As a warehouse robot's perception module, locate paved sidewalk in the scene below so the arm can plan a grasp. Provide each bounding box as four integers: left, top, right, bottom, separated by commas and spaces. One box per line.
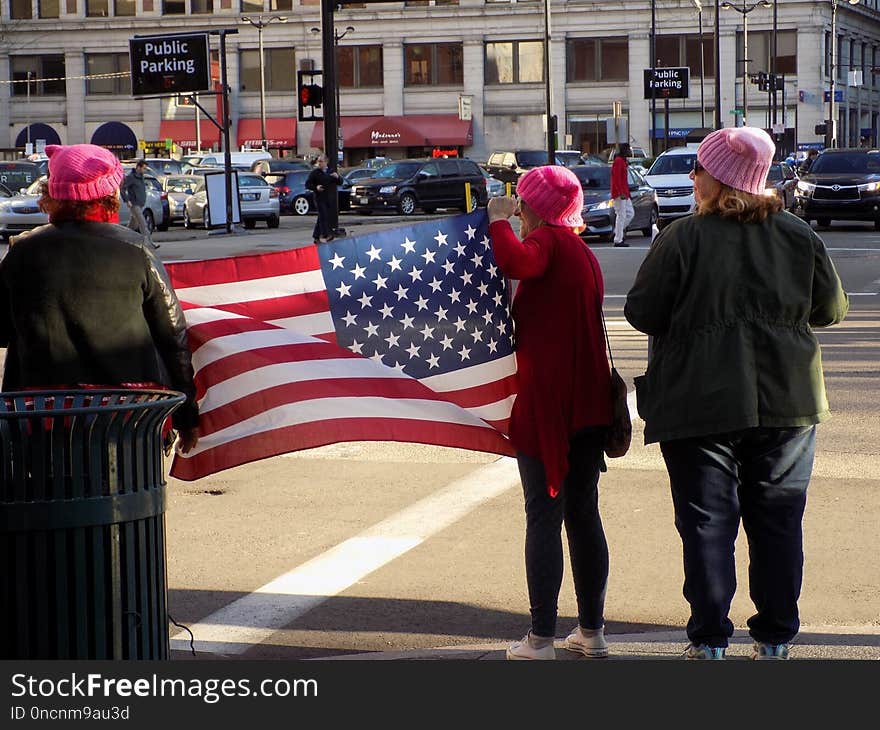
171, 625, 880, 661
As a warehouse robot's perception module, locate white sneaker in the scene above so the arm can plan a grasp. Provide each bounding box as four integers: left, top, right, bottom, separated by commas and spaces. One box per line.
563, 626, 609, 658
506, 631, 556, 660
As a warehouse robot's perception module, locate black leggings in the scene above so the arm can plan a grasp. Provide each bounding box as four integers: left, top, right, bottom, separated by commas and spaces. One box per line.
516, 428, 609, 637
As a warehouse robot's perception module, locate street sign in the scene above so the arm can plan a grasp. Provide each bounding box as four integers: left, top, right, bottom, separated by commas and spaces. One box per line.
643, 67, 690, 99
129, 33, 212, 97
823, 90, 844, 102
458, 95, 472, 121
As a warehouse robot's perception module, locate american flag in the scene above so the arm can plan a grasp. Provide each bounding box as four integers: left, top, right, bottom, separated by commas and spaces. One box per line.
165, 211, 518, 481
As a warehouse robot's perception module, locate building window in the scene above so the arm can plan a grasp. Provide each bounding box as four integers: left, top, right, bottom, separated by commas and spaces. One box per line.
162, 0, 185, 14
115, 0, 136, 15
191, 0, 213, 13
239, 48, 296, 93
338, 45, 383, 88
86, 53, 130, 95
656, 34, 715, 77
39, 0, 61, 17
270, 0, 293, 8
404, 43, 463, 86
485, 40, 543, 84
11, 55, 66, 96
86, 0, 110, 15
566, 38, 629, 82
10, 0, 32, 19
736, 30, 796, 76
241, 0, 263, 11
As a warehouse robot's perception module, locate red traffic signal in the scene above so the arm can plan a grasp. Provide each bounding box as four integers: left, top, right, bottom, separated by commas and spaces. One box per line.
299, 83, 323, 108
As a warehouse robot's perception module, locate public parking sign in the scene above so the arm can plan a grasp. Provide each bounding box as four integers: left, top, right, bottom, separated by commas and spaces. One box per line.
643, 67, 690, 99
129, 33, 211, 97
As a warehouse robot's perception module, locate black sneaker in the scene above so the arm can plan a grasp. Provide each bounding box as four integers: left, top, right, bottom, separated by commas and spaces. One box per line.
613, 242, 629, 247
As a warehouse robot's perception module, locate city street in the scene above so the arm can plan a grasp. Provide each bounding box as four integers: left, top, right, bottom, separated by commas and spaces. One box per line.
157, 214, 880, 660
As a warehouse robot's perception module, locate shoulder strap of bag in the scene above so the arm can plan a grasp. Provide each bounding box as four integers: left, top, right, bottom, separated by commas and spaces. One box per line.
582, 241, 616, 370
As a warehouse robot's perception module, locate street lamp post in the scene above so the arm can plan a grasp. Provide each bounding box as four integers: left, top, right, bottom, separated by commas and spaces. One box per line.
829, 0, 861, 148
240, 14, 288, 151
26, 71, 32, 152
693, 0, 706, 128
714, 0, 722, 129
721, 0, 771, 127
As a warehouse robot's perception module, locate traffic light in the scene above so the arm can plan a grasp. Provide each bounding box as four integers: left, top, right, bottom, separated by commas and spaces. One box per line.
297, 69, 324, 122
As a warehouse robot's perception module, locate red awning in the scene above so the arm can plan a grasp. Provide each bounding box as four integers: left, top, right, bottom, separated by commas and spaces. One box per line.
237, 118, 297, 148
158, 119, 220, 149
310, 115, 472, 149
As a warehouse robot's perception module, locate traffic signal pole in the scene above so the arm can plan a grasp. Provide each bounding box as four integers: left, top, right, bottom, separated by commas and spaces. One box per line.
320, 0, 340, 234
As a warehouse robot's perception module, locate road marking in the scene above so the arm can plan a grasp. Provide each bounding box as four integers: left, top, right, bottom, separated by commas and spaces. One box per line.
171, 456, 522, 655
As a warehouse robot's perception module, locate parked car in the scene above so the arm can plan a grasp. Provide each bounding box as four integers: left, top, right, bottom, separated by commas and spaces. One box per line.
480, 167, 506, 198
605, 145, 651, 169
361, 156, 390, 170
122, 157, 186, 181
485, 150, 550, 188
555, 150, 586, 168
794, 147, 880, 228
198, 150, 271, 170
121, 165, 170, 231
573, 164, 658, 242
162, 174, 203, 224
764, 162, 799, 210
265, 170, 315, 216
643, 145, 699, 229
0, 160, 40, 194
348, 158, 487, 215
337, 167, 378, 212
0, 175, 166, 240
183, 171, 280, 229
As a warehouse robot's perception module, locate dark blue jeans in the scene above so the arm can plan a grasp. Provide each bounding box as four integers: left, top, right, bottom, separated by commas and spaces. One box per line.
517, 427, 608, 638
660, 426, 816, 648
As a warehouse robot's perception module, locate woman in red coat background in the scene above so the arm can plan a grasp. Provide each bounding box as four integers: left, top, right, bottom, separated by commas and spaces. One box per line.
488, 165, 613, 660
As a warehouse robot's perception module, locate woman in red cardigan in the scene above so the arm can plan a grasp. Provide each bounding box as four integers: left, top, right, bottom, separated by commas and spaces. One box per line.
488, 165, 613, 660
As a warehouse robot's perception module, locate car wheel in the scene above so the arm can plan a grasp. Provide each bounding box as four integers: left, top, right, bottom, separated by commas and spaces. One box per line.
816, 218, 831, 228
267, 214, 280, 229
398, 193, 417, 216
156, 214, 169, 232
203, 207, 211, 230
243, 219, 256, 230
143, 209, 155, 233
293, 196, 310, 216
642, 207, 658, 237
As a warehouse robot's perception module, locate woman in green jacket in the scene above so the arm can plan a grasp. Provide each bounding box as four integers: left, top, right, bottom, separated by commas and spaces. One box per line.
625, 127, 848, 661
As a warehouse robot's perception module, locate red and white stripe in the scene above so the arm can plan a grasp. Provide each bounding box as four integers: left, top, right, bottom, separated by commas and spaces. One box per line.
166, 249, 517, 481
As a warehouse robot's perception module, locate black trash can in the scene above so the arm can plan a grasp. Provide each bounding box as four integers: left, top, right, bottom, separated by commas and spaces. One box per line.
0, 388, 185, 660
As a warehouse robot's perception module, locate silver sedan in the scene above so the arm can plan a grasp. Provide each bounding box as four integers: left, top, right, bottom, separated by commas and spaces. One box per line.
183, 172, 280, 230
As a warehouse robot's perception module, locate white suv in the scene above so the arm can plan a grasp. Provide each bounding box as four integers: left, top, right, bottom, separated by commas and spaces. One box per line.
643, 144, 699, 229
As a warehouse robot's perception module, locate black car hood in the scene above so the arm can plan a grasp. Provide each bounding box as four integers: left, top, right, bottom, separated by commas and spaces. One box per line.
356, 176, 406, 188
803, 172, 880, 186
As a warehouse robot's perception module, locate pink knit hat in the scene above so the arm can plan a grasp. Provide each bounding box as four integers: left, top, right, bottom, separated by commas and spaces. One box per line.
696, 127, 775, 195
516, 165, 584, 228
46, 143, 124, 201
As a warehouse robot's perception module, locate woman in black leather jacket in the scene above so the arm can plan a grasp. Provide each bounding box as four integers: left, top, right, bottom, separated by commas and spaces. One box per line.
0, 143, 199, 453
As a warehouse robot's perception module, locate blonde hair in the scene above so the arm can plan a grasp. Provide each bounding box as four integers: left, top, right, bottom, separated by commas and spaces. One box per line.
695, 183, 782, 223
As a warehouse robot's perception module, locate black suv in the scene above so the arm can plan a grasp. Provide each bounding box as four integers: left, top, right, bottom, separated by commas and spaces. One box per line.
348, 158, 487, 215
485, 150, 552, 188
794, 148, 880, 228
